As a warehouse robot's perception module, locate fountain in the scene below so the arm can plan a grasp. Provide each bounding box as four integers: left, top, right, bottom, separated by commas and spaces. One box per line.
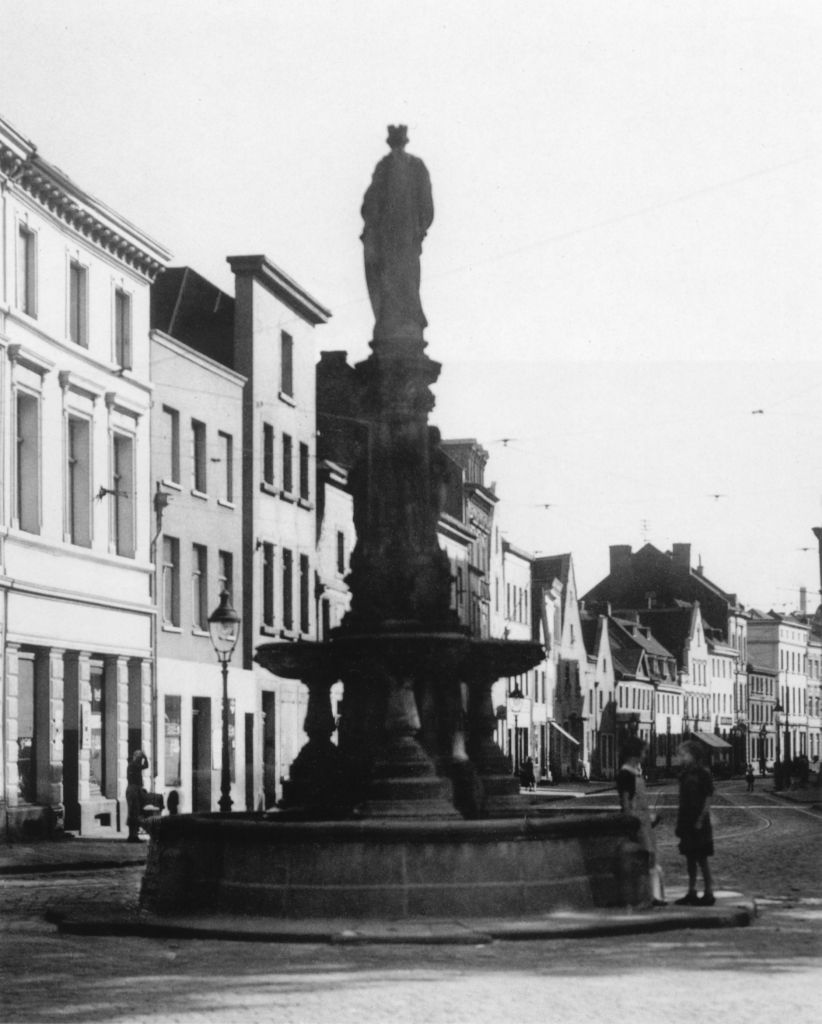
140, 127, 645, 919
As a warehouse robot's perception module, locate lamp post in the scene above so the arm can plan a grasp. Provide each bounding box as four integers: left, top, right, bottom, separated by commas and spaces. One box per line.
774, 700, 783, 791
508, 684, 525, 778
208, 590, 241, 814
759, 723, 767, 774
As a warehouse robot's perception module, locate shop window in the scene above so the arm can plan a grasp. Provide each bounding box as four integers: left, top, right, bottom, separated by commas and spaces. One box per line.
17, 654, 36, 803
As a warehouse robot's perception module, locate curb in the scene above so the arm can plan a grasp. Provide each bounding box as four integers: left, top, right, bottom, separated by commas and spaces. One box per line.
51, 899, 756, 945
0, 856, 147, 876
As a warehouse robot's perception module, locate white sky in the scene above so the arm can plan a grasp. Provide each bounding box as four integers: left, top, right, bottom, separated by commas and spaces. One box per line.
2, 0, 822, 610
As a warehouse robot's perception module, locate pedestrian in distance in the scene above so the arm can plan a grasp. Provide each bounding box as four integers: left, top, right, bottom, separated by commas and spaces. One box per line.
521, 756, 536, 791
617, 735, 665, 907
126, 749, 149, 843
745, 762, 755, 793
674, 739, 715, 906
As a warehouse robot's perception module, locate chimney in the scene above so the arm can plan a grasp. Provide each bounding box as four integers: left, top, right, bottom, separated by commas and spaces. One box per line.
672, 543, 691, 572
800, 587, 807, 615
609, 545, 632, 574
812, 527, 822, 599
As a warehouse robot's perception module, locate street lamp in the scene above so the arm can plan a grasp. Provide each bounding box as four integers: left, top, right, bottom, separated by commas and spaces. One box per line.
774, 700, 783, 790
208, 589, 241, 814
508, 684, 525, 778
758, 723, 767, 774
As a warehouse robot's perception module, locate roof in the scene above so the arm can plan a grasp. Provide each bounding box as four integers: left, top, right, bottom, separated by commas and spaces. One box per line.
151, 267, 235, 368
533, 554, 572, 589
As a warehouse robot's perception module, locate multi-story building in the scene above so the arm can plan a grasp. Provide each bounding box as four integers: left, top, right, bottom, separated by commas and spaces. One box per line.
747, 610, 811, 763
533, 553, 586, 781
747, 663, 778, 769
151, 257, 330, 808
149, 327, 255, 814
1, 114, 170, 837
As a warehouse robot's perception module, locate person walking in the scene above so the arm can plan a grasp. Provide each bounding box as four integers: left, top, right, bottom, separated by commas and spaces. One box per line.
126, 749, 149, 843
745, 762, 755, 793
617, 736, 664, 906
674, 739, 715, 905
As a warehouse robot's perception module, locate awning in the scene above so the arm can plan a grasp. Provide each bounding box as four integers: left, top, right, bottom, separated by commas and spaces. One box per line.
693, 731, 731, 750
548, 721, 580, 746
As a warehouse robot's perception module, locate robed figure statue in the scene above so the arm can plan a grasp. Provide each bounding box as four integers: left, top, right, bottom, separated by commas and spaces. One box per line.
361, 125, 434, 341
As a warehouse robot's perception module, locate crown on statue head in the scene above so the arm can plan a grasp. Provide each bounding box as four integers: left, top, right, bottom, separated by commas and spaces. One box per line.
386, 124, 409, 148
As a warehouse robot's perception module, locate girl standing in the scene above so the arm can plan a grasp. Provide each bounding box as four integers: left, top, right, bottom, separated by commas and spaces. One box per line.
675, 740, 715, 905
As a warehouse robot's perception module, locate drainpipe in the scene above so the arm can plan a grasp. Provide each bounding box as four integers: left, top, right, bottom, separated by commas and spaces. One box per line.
149, 485, 171, 792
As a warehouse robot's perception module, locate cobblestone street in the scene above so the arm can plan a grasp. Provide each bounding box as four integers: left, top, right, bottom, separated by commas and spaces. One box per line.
0, 781, 819, 1024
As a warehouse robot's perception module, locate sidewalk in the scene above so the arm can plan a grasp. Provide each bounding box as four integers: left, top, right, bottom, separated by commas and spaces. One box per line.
0, 833, 148, 875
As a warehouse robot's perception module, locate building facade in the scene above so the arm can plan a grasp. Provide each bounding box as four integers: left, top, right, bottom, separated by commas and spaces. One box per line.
1, 115, 170, 837
149, 329, 255, 814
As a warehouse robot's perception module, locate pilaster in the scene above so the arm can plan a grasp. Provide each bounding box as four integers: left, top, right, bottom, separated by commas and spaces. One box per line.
4, 643, 20, 807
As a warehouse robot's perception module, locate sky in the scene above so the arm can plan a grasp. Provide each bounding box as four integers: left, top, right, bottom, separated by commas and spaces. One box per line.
2, 0, 822, 611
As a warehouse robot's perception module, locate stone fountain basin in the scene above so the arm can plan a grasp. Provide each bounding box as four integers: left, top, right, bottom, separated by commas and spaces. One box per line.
254, 633, 545, 680
140, 811, 644, 919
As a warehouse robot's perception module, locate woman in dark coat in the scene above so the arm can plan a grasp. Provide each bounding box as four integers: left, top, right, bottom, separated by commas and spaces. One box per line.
126, 749, 149, 843
674, 740, 715, 905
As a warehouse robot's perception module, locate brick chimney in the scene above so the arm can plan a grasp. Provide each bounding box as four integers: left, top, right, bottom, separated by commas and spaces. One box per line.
609, 545, 632, 574
671, 543, 691, 572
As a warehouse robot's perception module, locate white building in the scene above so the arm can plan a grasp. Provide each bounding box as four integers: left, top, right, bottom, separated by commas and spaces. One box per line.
0, 115, 170, 836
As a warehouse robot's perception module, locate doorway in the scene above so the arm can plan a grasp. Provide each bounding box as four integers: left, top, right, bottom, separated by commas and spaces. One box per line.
262, 691, 277, 809
244, 713, 254, 811
191, 697, 212, 812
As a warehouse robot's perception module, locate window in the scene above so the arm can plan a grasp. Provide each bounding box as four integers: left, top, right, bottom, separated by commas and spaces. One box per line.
112, 433, 135, 557
67, 415, 91, 547
262, 423, 274, 486
282, 547, 293, 630
114, 288, 132, 369
218, 550, 234, 600
16, 224, 36, 317
282, 433, 293, 493
164, 696, 182, 787
162, 536, 180, 626
162, 406, 180, 484
69, 260, 88, 346
15, 390, 40, 534
299, 442, 309, 501
192, 544, 208, 630
192, 419, 207, 493
336, 530, 346, 575
280, 331, 293, 397
299, 554, 310, 634
262, 543, 275, 628
218, 431, 233, 503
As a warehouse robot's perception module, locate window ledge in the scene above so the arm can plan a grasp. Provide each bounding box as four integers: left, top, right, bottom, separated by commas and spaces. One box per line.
161, 479, 182, 492
217, 499, 236, 510
297, 497, 313, 510
162, 624, 183, 634
280, 627, 298, 640
192, 627, 210, 638
260, 625, 278, 637
190, 489, 208, 501
278, 390, 296, 407
260, 482, 278, 497
280, 490, 296, 504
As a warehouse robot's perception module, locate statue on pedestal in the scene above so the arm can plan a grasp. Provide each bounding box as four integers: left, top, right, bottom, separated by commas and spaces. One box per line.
361, 125, 434, 342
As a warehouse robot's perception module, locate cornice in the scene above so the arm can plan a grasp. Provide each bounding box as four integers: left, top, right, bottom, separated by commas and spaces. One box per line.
227, 254, 331, 326
1, 122, 171, 282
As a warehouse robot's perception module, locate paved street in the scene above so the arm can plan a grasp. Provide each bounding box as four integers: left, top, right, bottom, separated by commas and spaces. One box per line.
0, 780, 819, 1024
